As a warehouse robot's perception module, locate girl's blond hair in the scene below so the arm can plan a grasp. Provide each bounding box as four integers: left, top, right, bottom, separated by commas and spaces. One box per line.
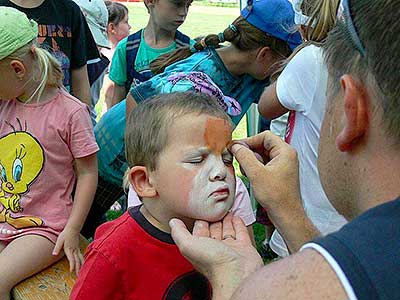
272, 0, 339, 80
5, 39, 63, 102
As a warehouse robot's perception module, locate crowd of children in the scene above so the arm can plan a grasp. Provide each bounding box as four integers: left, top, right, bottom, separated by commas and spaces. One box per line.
0, 0, 365, 298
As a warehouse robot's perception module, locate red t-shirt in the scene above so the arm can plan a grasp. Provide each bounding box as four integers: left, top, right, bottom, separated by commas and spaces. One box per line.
71, 206, 212, 300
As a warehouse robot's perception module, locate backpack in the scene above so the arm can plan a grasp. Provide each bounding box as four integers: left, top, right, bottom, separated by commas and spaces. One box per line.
125, 29, 191, 92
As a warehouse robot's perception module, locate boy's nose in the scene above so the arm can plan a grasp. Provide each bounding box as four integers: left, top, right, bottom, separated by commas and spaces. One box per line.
209, 160, 227, 181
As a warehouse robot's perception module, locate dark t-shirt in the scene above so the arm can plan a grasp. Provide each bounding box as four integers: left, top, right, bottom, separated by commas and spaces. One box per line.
314, 197, 400, 300
0, 0, 99, 91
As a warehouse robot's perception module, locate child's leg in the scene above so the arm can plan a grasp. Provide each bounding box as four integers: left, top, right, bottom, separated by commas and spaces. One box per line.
0, 241, 6, 253
0, 235, 63, 300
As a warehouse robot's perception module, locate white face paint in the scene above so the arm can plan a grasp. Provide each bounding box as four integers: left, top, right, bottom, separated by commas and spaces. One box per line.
148, 114, 236, 225
186, 148, 236, 222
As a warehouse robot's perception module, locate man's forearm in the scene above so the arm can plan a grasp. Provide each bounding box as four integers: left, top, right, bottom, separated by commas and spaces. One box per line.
268, 199, 320, 253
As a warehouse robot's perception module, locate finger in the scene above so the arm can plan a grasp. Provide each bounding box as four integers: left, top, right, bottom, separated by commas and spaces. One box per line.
221, 213, 236, 240
74, 251, 81, 276
65, 248, 75, 273
192, 220, 210, 238
230, 143, 265, 179
242, 131, 287, 159
52, 239, 63, 256
231, 216, 252, 244
209, 221, 222, 240
169, 218, 194, 250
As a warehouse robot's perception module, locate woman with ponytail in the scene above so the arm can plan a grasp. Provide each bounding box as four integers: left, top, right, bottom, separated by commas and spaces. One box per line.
0, 8, 98, 299
257, 0, 346, 258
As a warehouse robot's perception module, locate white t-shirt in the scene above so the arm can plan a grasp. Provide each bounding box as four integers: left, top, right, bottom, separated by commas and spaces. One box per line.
127, 177, 256, 226
269, 45, 347, 257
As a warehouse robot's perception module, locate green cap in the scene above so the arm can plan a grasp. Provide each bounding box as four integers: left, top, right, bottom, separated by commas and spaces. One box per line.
0, 7, 38, 60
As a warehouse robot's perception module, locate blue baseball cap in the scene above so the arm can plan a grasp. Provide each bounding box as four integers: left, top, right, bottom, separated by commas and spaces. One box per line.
241, 0, 302, 51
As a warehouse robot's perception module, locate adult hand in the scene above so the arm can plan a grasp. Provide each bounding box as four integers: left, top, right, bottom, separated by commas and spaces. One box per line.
170, 213, 263, 300
231, 131, 319, 253
231, 131, 300, 217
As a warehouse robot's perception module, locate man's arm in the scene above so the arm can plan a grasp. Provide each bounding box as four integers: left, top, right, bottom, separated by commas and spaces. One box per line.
71, 65, 91, 106
231, 248, 348, 300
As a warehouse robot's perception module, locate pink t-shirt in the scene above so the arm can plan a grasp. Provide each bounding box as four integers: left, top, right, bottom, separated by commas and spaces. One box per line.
0, 89, 99, 243
127, 177, 256, 226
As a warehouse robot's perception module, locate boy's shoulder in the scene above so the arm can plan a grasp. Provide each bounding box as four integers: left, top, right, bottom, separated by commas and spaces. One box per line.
88, 207, 146, 256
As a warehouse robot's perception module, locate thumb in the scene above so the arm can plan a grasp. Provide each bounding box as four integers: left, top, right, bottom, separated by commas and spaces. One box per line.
230, 143, 264, 180
169, 218, 193, 249
52, 238, 63, 256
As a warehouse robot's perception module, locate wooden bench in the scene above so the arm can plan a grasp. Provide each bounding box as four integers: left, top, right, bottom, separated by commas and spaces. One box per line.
11, 236, 89, 300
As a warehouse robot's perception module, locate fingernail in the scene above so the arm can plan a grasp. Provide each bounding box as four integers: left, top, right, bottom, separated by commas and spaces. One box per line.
230, 143, 242, 154
169, 219, 177, 227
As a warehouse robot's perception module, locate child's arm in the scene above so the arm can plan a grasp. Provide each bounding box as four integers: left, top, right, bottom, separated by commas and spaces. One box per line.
258, 82, 288, 119
71, 65, 92, 107
53, 153, 98, 275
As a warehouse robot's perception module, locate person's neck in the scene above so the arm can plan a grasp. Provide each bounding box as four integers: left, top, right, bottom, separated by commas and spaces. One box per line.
144, 21, 176, 48
353, 141, 400, 217
18, 79, 58, 104
8, 0, 45, 8
140, 203, 194, 234
216, 46, 252, 77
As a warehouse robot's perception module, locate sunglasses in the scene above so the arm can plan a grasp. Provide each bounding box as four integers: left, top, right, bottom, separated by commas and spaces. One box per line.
337, 0, 365, 56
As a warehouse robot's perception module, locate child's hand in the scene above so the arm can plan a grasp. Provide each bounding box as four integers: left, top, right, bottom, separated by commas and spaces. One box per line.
53, 226, 84, 276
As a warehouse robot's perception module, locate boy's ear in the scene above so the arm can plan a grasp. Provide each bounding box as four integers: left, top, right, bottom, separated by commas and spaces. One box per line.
128, 166, 158, 198
336, 75, 369, 152
10, 60, 26, 80
143, 0, 155, 9
108, 22, 115, 34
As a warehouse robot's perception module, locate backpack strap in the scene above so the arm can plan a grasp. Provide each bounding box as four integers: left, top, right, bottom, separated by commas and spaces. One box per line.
175, 30, 191, 48
125, 29, 191, 93
125, 29, 145, 93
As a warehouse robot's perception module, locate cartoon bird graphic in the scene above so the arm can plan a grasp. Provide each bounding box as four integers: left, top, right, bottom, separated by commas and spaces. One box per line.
0, 121, 45, 229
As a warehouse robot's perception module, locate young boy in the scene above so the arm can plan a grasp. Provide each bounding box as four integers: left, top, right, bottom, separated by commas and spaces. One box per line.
106, 0, 193, 107
71, 92, 237, 299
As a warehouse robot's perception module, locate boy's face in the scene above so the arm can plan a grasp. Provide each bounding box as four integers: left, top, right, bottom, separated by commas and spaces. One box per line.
150, 0, 192, 32
150, 114, 236, 223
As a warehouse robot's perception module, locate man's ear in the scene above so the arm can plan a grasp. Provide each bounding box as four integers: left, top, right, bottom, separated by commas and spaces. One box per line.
10, 60, 26, 80
336, 75, 369, 152
128, 166, 158, 198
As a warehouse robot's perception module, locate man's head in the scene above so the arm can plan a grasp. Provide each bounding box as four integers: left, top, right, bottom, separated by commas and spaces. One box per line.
318, 0, 400, 218
126, 92, 236, 223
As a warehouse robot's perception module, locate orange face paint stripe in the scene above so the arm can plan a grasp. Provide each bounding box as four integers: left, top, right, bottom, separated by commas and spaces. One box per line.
204, 118, 231, 154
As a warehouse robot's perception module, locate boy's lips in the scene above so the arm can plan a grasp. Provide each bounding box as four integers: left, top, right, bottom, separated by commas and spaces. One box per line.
209, 187, 230, 200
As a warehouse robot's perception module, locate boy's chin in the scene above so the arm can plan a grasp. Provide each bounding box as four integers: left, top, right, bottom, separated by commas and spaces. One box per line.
198, 208, 230, 223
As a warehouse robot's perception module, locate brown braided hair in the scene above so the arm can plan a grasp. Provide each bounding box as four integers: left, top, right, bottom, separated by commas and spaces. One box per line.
150, 16, 292, 75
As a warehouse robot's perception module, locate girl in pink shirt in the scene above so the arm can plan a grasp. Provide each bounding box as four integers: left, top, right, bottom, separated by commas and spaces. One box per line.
0, 7, 98, 299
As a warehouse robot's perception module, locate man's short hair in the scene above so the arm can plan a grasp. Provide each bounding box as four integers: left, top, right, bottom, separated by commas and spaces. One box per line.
125, 92, 233, 171
323, 0, 400, 140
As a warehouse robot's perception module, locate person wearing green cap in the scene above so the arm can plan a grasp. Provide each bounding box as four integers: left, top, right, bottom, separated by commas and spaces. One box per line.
0, 0, 99, 109
0, 7, 98, 300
